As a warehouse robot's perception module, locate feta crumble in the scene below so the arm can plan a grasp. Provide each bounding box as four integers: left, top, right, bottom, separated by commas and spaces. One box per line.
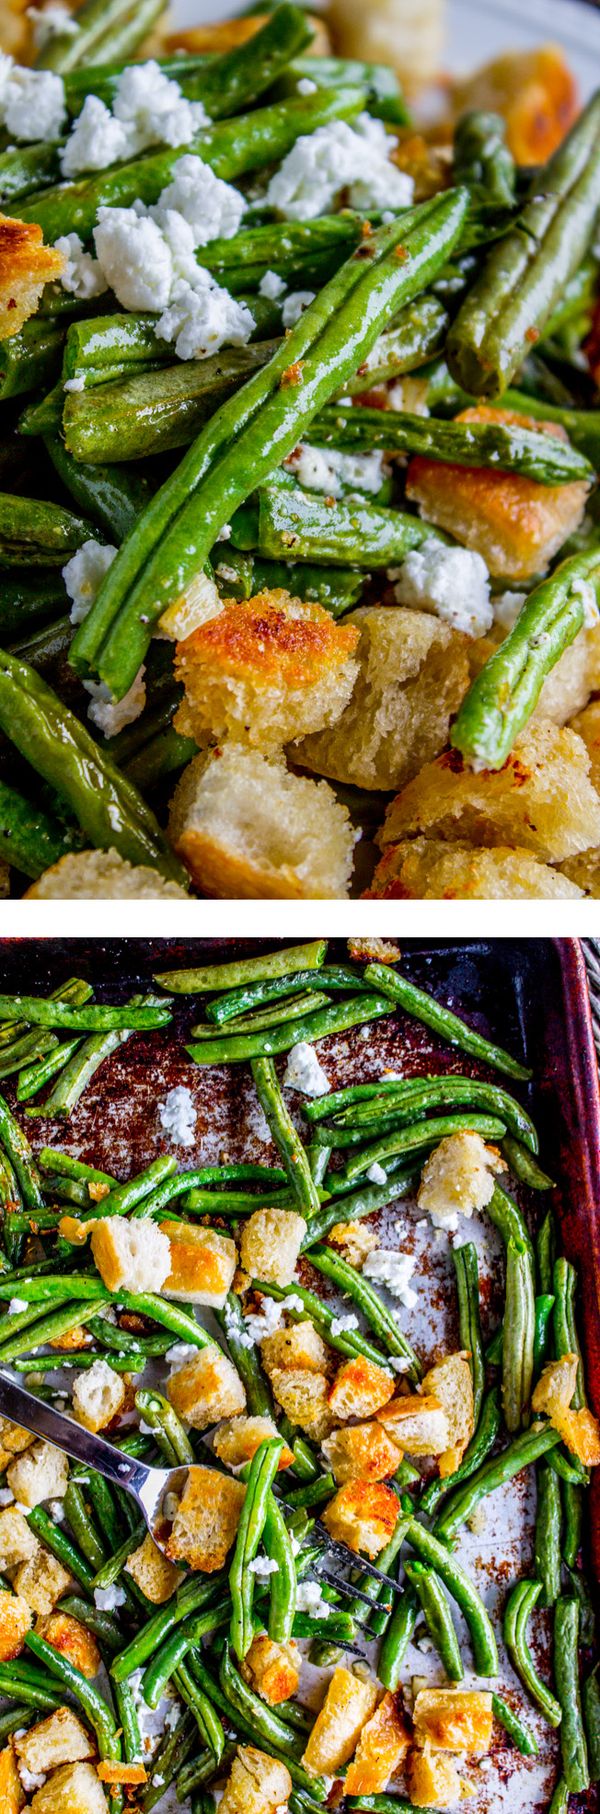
27, 3, 78, 49
94, 1583, 127, 1610
94, 207, 175, 312
259, 268, 286, 301
283, 1041, 330, 1097
152, 153, 245, 245
281, 288, 315, 327
285, 442, 387, 498
266, 113, 413, 220
61, 59, 208, 176
158, 1085, 197, 1148
366, 1162, 388, 1185
243, 1298, 285, 1344
84, 664, 146, 737
8, 1296, 28, 1313
362, 1247, 418, 1307
248, 1554, 279, 1577
392, 541, 493, 638
297, 77, 317, 94
55, 230, 108, 301
63, 538, 117, 625
166, 1342, 199, 1372
296, 1579, 330, 1616
156, 271, 253, 362
63, 374, 86, 391
329, 1313, 359, 1335
493, 589, 527, 630
18, 1766, 47, 1792
0, 54, 65, 142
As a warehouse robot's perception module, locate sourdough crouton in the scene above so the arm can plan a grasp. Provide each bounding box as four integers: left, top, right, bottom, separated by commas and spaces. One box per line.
0, 1417, 36, 1458
167, 1344, 246, 1429
377, 1395, 450, 1455
412, 1688, 493, 1753
90, 1216, 171, 1294
0, 1589, 31, 1660
322, 1421, 403, 1483
36, 1613, 100, 1679
405, 408, 588, 580
13, 1548, 72, 1616
303, 1667, 378, 1774
0, 1742, 24, 1814
0, 1506, 38, 1571
125, 1532, 181, 1604
417, 1131, 506, 1232
327, 1220, 380, 1268
169, 746, 355, 899
15, 1708, 94, 1773
297, 607, 469, 791
30, 1761, 108, 1814
213, 1415, 294, 1473
571, 699, 600, 794
25, 849, 189, 899
561, 847, 600, 896
422, 1354, 474, 1463
321, 1480, 400, 1557
162, 1222, 237, 1307
241, 1634, 301, 1706
7, 1440, 68, 1508
0, 215, 64, 341
532, 1356, 600, 1464
174, 590, 359, 754
269, 1368, 334, 1441
345, 1691, 411, 1794
367, 835, 584, 899
260, 1319, 333, 1378
165, 1466, 245, 1571
451, 44, 579, 163
407, 1743, 462, 1807
71, 1359, 125, 1434
240, 1209, 306, 1287
328, 1355, 396, 1420
220, 1745, 292, 1814
554, 1405, 600, 1466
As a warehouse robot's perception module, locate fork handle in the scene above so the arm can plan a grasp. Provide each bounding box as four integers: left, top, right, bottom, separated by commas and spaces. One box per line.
0, 1370, 151, 1499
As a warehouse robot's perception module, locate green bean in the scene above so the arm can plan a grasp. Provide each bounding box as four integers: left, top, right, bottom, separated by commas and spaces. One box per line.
156, 943, 327, 993
315, 402, 592, 483
454, 110, 516, 211
112, 1577, 228, 1683
174, 1660, 225, 1762
263, 1491, 297, 1643
562, 1481, 583, 1570
92, 1155, 177, 1219
347, 1799, 435, 1814
26, 1630, 122, 1761
141, 1711, 197, 1814
17, 1038, 83, 1103
0, 994, 170, 1033
534, 1463, 562, 1606
488, 1183, 533, 1256
345, 295, 448, 390
59, 5, 313, 110
218, 1643, 324, 1792
215, 1293, 273, 1417
553, 1257, 585, 1405
0, 1707, 35, 1742
140, 1603, 231, 1708
504, 1580, 562, 1726
0, 141, 62, 205
251, 1057, 320, 1219
537, 1211, 557, 1297
502, 1238, 535, 1433
0, 317, 64, 403
187, 995, 394, 1064
0, 976, 90, 1073
124, 724, 195, 792
500, 385, 600, 469
64, 1480, 107, 1572
546, 1448, 589, 1487
340, 1113, 506, 1184
0, 780, 79, 882
0, 570, 66, 645
547, 1780, 569, 1814
37, 0, 164, 71
307, 1243, 421, 1374
434, 1424, 562, 1541
252, 1276, 393, 1370
213, 549, 365, 617
419, 1385, 501, 1517
64, 341, 279, 465
0, 1092, 44, 1209
583, 1664, 600, 1782
0, 1670, 62, 1711
204, 963, 363, 1022
0, 492, 94, 567
317, 1075, 538, 1152
135, 1388, 195, 1467
554, 1596, 589, 1788
502, 1137, 554, 1191
45, 436, 152, 544
192, 993, 332, 1037
453, 1243, 485, 1423
401, 1508, 498, 1675
27, 1504, 95, 1590
565, 1565, 596, 1646
283, 1474, 336, 1511
257, 475, 434, 567
404, 1560, 464, 1680
533, 1295, 557, 1379
491, 1692, 539, 1756
362, 964, 530, 1079
300, 1167, 419, 1246
39, 1149, 116, 1186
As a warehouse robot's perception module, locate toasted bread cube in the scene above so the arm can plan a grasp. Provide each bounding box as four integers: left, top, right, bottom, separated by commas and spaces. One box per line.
380, 721, 600, 865
213, 1415, 294, 1474
345, 1691, 411, 1794
298, 606, 469, 792
269, 1368, 334, 1441
220, 1745, 291, 1814
571, 700, 600, 794
322, 1422, 403, 1483
451, 45, 579, 164
328, 1355, 395, 1421
25, 850, 188, 901
174, 590, 359, 755
0, 215, 64, 341
169, 744, 355, 898
0, 1506, 39, 1571
0, 1742, 24, 1814
13, 1548, 72, 1617
36, 1612, 100, 1679
0, 1589, 32, 1660
368, 835, 584, 899
165, 1465, 245, 1571
167, 1344, 246, 1430
241, 1634, 301, 1706
90, 1216, 171, 1295
418, 1131, 506, 1233
30, 1761, 108, 1814
162, 1222, 237, 1307
406, 408, 588, 580
0, 1417, 36, 1458
561, 847, 600, 897
240, 1210, 306, 1288
15, 1708, 94, 1773
408, 1742, 462, 1807
7, 1440, 68, 1509
49, 1324, 92, 1352
124, 1532, 181, 1604
303, 1666, 378, 1774
532, 1355, 600, 1463
555, 1406, 600, 1465
261, 1319, 333, 1378
166, 14, 330, 54
377, 1395, 449, 1456
71, 1359, 125, 1434
422, 1355, 474, 1460
321, 1480, 400, 1558
327, 1221, 380, 1269
413, 1688, 493, 1754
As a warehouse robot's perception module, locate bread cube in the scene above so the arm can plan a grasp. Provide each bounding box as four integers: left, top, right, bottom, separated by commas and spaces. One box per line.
96, 1764, 148, 1785
377, 1395, 449, 1455
327, 1221, 379, 1269
571, 700, 600, 794
125, 1532, 181, 1604
407, 1743, 462, 1807
418, 1130, 506, 1233
0, 1588, 31, 1660
13, 1547, 72, 1617
451, 44, 578, 164
90, 1216, 171, 1294
368, 835, 584, 900
165, 1466, 245, 1571
0, 1742, 24, 1814
174, 590, 359, 754
72, 1359, 125, 1434
219, 1746, 291, 1814
213, 1416, 294, 1473
556, 1406, 600, 1466
241, 1634, 301, 1706
0, 1506, 38, 1571
412, 1688, 493, 1754
322, 1422, 403, 1483
321, 1480, 401, 1558
269, 1368, 334, 1441
422, 1354, 474, 1459
167, 1344, 246, 1430
380, 720, 600, 864
162, 1222, 237, 1307
0, 215, 65, 341
25, 850, 188, 901
15, 1708, 94, 1773
260, 1319, 333, 1378
298, 606, 469, 792
532, 1356, 600, 1463
328, 1355, 396, 1421
0, 1417, 36, 1457
345, 1691, 411, 1794
561, 847, 600, 897
30, 1761, 108, 1814
169, 745, 356, 899
240, 1210, 306, 1288
7, 1440, 68, 1509
36, 1612, 100, 1680
302, 1667, 378, 1774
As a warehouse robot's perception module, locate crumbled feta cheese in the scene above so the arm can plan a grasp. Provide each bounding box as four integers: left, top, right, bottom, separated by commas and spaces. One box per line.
156, 271, 253, 362
94, 1583, 127, 1610
285, 441, 387, 498
267, 113, 413, 221
389, 1355, 412, 1372
416, 1635, 435, 1653
94, 206, 175, 311
492, 589, 527, 631
259, 268, 286, 301
297, 77, 317, 95
18, 1766, 47, 1792
166, 1342, 198, 1372
0, 56, 65, 142
0, 1486, 14, 1504
362, 1247, 417, 1307
393, 541, 493, 638
281, 288, 315, 327
284, 1293, 305, 1313
158, 1085, 197, 1148
27, 3, 78, 49
329, 1313, 359, 1335
61, 60, 207, 175
63, 374, 86, 392
55, 230, 108, 301
63, 538, 117, 625
61, 94, 132, 177
248, 1554, 279, 1577
296, 1579, 330, 1617
366, 1162, 387, 1185
49, 1497, 65, 1522
282, 1041, 330, 1097
84, 664, 146, 737
152, 154, 245, 245
572, 575, 600, 627
8, 1297, 28, 1313
243, 1298, 285, 1344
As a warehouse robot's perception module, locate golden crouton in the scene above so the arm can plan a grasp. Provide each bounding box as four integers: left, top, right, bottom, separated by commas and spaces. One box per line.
167, 1345, 246, 1430
36, 1613, 100, 1680
555, 1406, 600, 1466
71, 1359, 125, 1434
303, 1667, 378, 1774
30, 1761, 108, 1814
407, 1742, 462, 1808
165, 14, 330, 54
7, 1439, 68, 1509
321, 1479, 401, 1557
328, 1355, 396, 1421
13, 1548, 72, 1617
561, 847, 600, 896
162, 1221, 237, 1307
298, 606, 470, 792
327, 1220, 380, 1269
213, 1415, 294, 1473
345, 1691, 411, 1794
377, 1395, 450, 1456
451, 44, 579, 163
405, 408, 588, 580
269, 1368, 334, 1441
423, 1354, 474, 1464
90, 1216, 171, 1295
322, 1421, 403, 1483
241, 1209, 306, 1288
531, 1354, 578, 1419
165, 1466, 246, 1571
0, 1506, 39, 1572
413, 1688, 493, 1754
49, 1324, 91, 1352
0, 215, 64, 341
15, 1708, 94, 1774
0, 1588, 32, 1660
0, 1742, 24, 1814
125, 1532, 181, 1604
96, 1763, 147, 1785
219, 1744, 292, 1814
571, 700, 600, 794
241, 1634, 301, 1706
168, 745, 356, 899
367, 836, 584, 900
261, 1318, 333, 1378
0, 1417, 36, 1458
532, 1355, 600, 1464
174, 590, 359, 754
380, 721, 600, 864
418, 1132, 505, 1230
